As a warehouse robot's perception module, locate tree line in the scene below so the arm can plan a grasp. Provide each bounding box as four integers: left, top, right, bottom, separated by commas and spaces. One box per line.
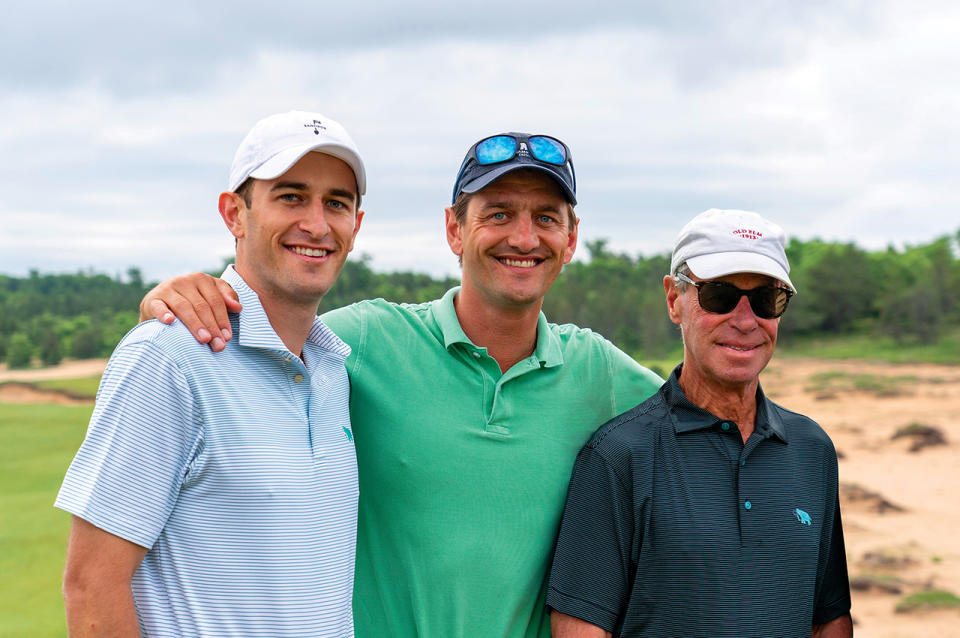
2, 231, 958, 369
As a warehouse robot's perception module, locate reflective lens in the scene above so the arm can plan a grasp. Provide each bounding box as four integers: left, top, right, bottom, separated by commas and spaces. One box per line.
696, 281, 792, 319
527, 136, 567, 165
475, 136, 518, 165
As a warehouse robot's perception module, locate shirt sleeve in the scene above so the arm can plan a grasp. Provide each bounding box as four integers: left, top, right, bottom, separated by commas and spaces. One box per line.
813, 491, 852, 624
547, 445, 634, 632
602, 339, 664, 415
321, 302, 365, 373
54, 338, 201, 549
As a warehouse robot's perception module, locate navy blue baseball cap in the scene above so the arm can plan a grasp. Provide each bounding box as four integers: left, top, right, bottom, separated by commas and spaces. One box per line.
451, 132, 577, 205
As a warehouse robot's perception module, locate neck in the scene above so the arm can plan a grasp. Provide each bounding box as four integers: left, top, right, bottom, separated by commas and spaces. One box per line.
234, 265, 318, 358
678, 364, 760, 442
453, 286, 542, 373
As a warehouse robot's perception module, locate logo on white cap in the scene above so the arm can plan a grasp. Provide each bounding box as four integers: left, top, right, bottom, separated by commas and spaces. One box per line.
305, 120, 327, 135
732, 228, 762, 240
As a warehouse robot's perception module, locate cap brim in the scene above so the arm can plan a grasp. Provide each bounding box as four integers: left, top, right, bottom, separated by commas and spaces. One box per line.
460, 163, 577, 205
248, 142, 367, 195
687, 252, 795, 292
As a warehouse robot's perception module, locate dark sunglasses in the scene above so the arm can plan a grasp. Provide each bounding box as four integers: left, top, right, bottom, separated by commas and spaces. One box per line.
674, 272, 793, 319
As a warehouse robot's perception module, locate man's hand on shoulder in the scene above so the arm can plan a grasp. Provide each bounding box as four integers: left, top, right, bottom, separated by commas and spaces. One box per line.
139, 273, 241, 352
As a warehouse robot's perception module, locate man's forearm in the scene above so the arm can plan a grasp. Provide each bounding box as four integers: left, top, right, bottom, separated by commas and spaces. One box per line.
551, 610, 612, 638
63, 517, 146, 637
811, 613, 853, 638
64, 580, 140, 637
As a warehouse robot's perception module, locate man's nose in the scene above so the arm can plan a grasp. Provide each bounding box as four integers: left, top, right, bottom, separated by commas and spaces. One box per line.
728, 294, 760, 329
299, 203, 331, 237
507, 216, 539, 252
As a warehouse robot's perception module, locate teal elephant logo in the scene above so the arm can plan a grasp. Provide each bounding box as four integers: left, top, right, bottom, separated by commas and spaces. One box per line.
794, 508, 812, 526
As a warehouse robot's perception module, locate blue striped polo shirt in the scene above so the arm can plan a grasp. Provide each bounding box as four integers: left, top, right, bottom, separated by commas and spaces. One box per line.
56, 266, 358, 637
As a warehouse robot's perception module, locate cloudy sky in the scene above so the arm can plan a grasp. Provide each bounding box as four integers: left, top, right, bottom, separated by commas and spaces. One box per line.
2, 1, 957, 281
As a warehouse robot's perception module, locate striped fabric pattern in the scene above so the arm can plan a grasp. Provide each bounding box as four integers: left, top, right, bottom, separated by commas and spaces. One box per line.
56, 266, 358, 637
547, 367, 850, 637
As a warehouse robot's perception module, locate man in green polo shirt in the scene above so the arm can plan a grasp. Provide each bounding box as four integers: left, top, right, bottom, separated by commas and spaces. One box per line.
139, 132, 662, 638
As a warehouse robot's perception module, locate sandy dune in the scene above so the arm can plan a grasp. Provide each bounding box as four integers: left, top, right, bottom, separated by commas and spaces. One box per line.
762, 357, 960, 637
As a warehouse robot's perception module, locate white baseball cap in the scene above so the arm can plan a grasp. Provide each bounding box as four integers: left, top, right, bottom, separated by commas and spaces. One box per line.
228, 110, 366, 195
670, 208, 795, 292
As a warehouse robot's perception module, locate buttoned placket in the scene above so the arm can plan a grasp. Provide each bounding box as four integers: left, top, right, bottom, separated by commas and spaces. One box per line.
720, 422, 776, 544
461, 345, 542, 436
278, 350, 330, 459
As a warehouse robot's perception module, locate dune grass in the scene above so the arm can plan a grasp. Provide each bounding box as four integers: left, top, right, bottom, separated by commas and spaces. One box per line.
0, 401, 92, 637
779, 328, 960, 364
895, 589, 960, 613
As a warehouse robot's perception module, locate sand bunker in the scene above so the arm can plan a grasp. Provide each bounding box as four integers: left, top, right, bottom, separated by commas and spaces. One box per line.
0, 382, 93, 406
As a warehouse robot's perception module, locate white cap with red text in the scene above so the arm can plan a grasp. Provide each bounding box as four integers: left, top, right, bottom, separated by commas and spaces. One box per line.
670, 208, 795, 292
228, 110, 366, 195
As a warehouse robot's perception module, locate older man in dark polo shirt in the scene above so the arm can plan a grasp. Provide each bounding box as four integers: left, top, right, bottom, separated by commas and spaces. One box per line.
547, 209, 852, 637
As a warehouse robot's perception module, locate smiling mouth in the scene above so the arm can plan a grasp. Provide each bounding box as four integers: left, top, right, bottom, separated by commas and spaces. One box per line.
721, 344, 759, 352
290, 246, 330, 258
498, 257, 540, 268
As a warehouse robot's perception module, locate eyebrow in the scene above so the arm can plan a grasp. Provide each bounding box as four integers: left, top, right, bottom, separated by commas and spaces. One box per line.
269, 182, 356, 203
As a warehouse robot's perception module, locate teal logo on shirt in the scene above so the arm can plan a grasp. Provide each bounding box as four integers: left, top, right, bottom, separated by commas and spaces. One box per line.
794, 508, 812, 526
343, 426, 353, 442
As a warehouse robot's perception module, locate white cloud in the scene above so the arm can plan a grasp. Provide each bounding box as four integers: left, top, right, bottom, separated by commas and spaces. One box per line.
1, 1, 958, 282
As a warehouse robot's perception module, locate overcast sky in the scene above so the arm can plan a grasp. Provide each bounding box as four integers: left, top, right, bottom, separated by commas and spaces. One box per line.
2, 1, 958, 282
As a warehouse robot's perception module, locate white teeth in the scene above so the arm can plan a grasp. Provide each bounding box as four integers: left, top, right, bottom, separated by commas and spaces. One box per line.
292, 246, 328, 257
727, 345, 752, 351
501, 258, 537, 268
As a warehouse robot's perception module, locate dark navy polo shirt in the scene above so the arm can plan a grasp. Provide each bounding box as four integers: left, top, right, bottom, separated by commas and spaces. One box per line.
546, 366, 851, 637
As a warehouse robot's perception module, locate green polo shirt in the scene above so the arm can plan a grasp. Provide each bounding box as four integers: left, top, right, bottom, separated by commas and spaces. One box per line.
322, 287, 662, 638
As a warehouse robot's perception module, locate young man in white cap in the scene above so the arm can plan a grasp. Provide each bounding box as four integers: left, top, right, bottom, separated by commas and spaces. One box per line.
56, 111, 365, 637
547, 209, 852, 637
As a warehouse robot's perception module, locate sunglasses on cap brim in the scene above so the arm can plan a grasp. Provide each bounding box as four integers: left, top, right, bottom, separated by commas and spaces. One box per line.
674, 272, 793, 319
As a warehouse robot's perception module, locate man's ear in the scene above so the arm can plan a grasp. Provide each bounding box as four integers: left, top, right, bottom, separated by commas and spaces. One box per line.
562, 216, 580, 265
218, 192, 246, 239
665, 275, 683, 326
444, 206, 463, 257
345, 209, 364, 253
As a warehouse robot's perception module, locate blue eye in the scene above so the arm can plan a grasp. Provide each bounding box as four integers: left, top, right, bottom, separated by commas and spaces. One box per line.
476, 136, 518, 165
528, 136, 566, 165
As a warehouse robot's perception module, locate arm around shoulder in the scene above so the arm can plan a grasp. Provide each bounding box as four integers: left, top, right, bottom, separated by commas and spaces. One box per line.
138, 273, 241, 352
601, 337, 664, 414
63, 516, 148, 637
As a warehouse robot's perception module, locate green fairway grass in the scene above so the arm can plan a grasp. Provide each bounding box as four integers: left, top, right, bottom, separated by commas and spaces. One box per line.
0, 401, 92, 638
33, 376, 102, 399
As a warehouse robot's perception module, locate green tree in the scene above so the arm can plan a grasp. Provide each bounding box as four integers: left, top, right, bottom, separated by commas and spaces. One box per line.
6, 333, 34, 369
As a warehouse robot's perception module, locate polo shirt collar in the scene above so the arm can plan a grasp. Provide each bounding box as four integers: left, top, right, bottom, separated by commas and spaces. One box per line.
663, 364, 788, 443
431, 286, 564, 368
221, 266, 350, 360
